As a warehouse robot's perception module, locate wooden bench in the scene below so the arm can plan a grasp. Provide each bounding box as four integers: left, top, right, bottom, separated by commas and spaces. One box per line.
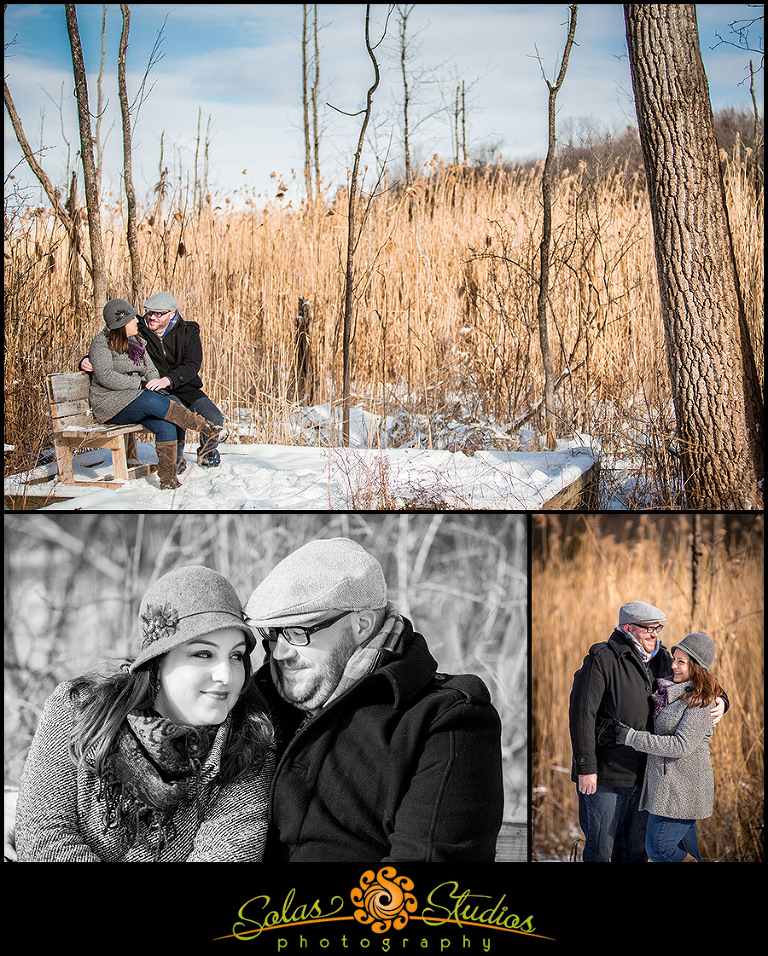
45, 372, 154, 488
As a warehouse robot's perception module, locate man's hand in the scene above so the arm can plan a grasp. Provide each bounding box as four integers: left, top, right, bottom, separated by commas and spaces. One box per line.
711, 697, 725, 726
578, 773, 598, 795
145, 377, 172, 391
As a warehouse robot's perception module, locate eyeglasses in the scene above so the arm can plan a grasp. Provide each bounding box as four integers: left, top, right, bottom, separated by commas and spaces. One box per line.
634, 624, 664, 635
146, 310, 171, 319
258, 610, 351, 647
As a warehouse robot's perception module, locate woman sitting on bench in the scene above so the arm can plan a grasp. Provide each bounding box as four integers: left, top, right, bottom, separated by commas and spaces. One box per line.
88, 299, 227, 490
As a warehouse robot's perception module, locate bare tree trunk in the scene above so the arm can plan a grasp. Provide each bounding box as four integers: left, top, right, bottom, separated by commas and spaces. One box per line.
65, 3, 107, 321
312, 5, 321, 201
624, 4, 764, 509
397, 4, 413, 185
94, 4, 107, 200
4, 80, 93, 276
536, 4, 578, 450
342, 4, 381, 446
302, 5, 313, 202
118, 4, 142, 304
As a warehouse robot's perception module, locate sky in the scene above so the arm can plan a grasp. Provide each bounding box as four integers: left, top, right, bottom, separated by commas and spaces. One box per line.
4, 4, 765, 210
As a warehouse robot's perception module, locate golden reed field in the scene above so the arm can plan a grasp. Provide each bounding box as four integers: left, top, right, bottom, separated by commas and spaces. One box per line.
531, 513, 764, 862
4, 151, 764, 505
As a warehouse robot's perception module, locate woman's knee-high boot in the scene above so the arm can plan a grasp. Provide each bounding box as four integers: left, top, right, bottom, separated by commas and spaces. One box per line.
156, 440, 180, 490
162, 401, 229, 442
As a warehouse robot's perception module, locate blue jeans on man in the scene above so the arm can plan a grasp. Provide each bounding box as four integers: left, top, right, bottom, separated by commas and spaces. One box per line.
578, 786, 648, 862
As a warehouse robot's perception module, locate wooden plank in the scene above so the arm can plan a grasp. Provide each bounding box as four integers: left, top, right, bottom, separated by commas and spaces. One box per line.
46, 372, 90, 402
495, 821, 528, 862
49, 399, 91, 421
542, 460, 600, 511
57, 423, 144, 439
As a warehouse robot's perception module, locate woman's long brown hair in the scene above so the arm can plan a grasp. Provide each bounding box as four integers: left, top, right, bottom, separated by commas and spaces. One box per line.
68, 655, 275, 785
682, 655, 725, 708
105, 326, 130, 354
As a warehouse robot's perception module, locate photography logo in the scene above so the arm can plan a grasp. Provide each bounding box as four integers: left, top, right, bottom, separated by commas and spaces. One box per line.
213, 865, 553, 949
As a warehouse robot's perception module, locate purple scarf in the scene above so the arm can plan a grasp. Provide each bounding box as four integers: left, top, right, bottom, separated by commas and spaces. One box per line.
652, 677, 675, 719
127, 335, 146, 367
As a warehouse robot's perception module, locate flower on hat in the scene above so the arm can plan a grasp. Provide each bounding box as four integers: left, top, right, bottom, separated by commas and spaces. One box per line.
140, 603, 180, 648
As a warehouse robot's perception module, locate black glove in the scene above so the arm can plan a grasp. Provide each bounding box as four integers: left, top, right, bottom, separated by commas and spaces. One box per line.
597, 718, 633, 746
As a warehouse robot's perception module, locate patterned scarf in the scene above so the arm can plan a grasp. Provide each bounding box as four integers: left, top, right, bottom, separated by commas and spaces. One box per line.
97, 712, 219, 858
322, 602, 406, 709
127, 335, 146, 367
624, 629, 661, 665
651, 677, 676, 719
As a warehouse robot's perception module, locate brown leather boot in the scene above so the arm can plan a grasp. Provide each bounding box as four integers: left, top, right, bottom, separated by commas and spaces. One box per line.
162, 401, 229, 442
156, 440, 180, 489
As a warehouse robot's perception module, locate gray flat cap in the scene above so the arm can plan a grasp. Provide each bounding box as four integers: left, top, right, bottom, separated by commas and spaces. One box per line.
245, 537, 387, 627
104, 298, 138, 330
130, 565, 255, 672
619, 601, 667, 626
672, 632, 715, 671
144, 291, 179, 313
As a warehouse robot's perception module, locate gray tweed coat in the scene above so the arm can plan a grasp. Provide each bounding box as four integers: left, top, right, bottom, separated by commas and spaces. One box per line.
88, 330, 160, 423
15, 681, 273, 862
626, 679, 715, 820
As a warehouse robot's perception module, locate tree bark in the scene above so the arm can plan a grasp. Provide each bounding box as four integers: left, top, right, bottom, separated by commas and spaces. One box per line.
65, 3, 107, 321
624, 4, 763, 509
118, 4, 142, 303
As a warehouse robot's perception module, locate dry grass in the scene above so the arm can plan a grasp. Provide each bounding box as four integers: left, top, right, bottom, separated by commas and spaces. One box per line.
531, 513, 764, 862
4, 153, 763, 507
4, 512, 527, 822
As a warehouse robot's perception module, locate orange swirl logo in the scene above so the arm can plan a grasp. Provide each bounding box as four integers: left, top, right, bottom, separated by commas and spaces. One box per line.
350, 867, 418, 934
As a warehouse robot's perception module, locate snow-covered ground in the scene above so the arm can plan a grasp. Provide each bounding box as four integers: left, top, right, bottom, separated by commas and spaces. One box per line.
6, 402, 608, 511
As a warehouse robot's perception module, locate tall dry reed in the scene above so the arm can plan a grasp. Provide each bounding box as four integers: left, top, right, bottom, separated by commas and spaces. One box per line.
531, 513, 764, 862
4, 153, 763, 507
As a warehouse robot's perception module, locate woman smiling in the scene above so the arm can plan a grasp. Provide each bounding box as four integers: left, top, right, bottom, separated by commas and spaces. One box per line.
14, 566, 274, 862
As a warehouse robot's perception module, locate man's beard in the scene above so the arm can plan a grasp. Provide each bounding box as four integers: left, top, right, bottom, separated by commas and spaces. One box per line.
273, 630, 357, 713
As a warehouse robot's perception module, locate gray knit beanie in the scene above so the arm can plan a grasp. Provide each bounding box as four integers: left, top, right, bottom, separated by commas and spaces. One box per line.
244, 537, 388, 627
104, 298, 138, 330
672, 632, 716, 671
619, 601, 667, 626
144, 291, 179, 313
130, 566, 255, 672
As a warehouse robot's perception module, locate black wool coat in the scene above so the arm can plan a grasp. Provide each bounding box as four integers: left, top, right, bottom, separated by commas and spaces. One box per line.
138, 312, 208, 404
255, 619, 504, 862
568, 628, 674, 787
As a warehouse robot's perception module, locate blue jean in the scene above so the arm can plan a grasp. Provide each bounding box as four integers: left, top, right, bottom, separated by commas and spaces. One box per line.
645, 813, 701, 862
107, 390, 176, 442
578, 786, 648, 862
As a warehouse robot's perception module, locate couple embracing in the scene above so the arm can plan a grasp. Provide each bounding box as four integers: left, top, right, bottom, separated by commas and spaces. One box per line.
570, 600, 727, 863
